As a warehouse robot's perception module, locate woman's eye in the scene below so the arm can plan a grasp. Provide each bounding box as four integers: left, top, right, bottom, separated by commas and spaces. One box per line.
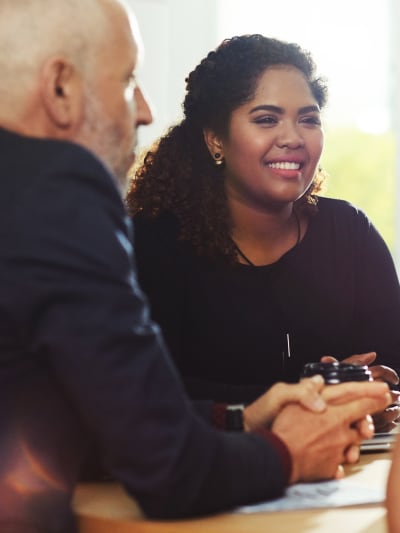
253, 116, 278, 125
300, 115, 322, 126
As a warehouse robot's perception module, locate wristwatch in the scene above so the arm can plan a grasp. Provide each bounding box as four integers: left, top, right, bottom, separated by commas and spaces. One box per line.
225, 404, 245, 431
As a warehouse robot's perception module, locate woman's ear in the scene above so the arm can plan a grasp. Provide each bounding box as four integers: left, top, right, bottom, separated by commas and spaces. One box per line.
203, 128, 224, 160
40, 57, 84, 130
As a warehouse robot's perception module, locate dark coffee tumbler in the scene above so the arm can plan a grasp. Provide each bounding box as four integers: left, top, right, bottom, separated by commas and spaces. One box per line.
301, 362, 372, 384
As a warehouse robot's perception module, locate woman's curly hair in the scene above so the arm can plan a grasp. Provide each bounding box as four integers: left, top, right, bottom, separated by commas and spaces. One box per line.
126, 34, 328, 261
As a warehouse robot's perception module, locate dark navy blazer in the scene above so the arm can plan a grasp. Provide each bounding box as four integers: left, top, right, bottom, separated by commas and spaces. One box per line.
0, 128, 288, 532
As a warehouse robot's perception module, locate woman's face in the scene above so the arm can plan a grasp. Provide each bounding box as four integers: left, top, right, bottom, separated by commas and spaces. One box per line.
217, 65, 324, 210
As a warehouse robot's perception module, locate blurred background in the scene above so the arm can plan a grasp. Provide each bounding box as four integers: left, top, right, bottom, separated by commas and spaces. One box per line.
128, 0, 400, 268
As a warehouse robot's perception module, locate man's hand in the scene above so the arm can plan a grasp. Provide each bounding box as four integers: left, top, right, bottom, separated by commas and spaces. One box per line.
321, 352, 400, 431
271, 381, 391, 484
243, 376, 326, 432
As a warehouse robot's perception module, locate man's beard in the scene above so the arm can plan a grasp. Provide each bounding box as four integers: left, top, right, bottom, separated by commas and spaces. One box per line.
79, 94, 135, 191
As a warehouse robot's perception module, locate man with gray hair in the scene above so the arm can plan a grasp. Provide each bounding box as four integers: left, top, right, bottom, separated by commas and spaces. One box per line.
0, 1, 390, 532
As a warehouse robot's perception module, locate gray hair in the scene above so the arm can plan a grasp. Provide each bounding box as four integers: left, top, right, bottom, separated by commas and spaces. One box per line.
0, 0, 114, 109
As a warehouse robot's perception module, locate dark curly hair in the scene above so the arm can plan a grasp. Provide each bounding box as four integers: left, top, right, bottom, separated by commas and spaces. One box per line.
126, 34, 328, 260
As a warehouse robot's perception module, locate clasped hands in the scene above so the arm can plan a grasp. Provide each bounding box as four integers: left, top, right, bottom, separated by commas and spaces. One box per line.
320, 351, 400, 432
243, 359, 393, 484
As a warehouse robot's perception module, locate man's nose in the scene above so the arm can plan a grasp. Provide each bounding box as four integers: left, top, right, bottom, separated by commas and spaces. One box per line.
135, 86, 153, 126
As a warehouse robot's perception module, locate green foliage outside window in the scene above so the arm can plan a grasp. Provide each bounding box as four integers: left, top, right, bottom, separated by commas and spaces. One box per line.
320, 128, 396, 251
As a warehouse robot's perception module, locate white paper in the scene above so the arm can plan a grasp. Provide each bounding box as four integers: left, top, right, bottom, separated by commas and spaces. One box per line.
236, 477, 385, 513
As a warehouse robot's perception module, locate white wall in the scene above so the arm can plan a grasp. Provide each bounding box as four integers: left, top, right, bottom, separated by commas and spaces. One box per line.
127, 0, 220, 151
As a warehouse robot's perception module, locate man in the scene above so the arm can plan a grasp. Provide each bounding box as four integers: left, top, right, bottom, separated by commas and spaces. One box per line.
0, 1, 390, 532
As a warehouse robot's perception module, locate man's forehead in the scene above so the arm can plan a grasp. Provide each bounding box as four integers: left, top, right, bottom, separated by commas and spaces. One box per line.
107, 0, 143, 66
99, 0, 140, 69
126, 8, 144, 68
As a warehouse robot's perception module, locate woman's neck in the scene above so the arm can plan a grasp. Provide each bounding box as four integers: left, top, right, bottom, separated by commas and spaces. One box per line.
228, 194, 303, 266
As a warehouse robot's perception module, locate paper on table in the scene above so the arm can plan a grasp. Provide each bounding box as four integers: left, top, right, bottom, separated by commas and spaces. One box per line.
235, 477, 385, 514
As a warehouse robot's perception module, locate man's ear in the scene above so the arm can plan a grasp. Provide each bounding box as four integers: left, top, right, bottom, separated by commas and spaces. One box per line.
40, 57, 84, 130
203, 128, 224, 159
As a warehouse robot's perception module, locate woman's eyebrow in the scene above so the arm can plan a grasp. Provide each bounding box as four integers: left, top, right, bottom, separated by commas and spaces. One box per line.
249, 104, 321, 115
249, 104, 283, 114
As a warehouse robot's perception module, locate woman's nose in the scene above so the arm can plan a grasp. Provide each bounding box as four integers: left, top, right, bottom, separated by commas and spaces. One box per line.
276, 122, 305, 149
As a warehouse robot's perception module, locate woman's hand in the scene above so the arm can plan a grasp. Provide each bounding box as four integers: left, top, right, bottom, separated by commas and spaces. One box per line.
321, 352, 400, 432
321, 351, 399, 384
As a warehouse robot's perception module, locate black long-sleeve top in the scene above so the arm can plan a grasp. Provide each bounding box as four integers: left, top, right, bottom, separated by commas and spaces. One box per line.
133, 197, 400, 404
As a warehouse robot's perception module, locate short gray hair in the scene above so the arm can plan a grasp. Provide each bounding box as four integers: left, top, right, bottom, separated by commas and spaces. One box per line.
0, 0, 111, 107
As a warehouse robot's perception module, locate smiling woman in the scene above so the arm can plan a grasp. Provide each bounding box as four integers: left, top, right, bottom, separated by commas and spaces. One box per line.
128, 35, 328, 262
214, 0, 396, 259
126, 34, 400, 432
202, 64, 324, 265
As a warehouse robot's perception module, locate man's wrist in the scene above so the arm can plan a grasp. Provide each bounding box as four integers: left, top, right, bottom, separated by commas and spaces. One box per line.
225, 404, 245, 431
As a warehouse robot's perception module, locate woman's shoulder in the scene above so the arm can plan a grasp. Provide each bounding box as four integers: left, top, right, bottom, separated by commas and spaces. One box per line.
316, 196, 370, 223
309, 197, 377, 248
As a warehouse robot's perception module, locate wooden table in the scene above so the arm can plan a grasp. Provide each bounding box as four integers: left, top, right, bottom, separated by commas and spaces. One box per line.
73, 452, 392, 533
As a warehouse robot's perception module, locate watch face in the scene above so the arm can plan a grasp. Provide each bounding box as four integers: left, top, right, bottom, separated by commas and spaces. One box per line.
226, 406, 244, 431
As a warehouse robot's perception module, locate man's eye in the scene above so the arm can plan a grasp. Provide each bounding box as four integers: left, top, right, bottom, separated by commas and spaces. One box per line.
126, 75, 137, 91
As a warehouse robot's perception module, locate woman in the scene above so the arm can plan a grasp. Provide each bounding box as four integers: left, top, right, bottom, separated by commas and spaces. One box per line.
127, 35, 399, 428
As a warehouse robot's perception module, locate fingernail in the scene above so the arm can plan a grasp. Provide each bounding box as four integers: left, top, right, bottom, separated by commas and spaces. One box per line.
311, 374, 324, 384
313, 397, 326, 411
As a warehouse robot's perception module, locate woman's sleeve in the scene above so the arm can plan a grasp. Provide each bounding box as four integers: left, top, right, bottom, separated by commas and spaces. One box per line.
353, 210, 400, 375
